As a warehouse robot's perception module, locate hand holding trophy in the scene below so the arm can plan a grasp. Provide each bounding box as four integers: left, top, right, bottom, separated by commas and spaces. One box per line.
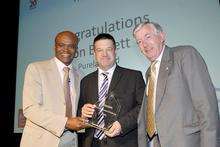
82, 92, 121, 132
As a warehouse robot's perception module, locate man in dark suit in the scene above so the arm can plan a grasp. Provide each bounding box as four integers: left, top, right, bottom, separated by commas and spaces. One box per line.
78, 33, 145, 147
133, 21, 220, 147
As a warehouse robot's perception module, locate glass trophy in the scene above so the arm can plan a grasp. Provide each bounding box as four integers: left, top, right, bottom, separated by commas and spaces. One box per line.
86, 92, 121, 131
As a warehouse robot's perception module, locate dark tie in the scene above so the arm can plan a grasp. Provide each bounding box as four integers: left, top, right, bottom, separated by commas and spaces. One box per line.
63, 67, 72, 117
146, 61, 157, 139
94, 72, 109, 140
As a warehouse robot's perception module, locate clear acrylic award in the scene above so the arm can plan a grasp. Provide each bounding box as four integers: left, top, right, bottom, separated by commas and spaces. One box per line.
86, 92, 121, 131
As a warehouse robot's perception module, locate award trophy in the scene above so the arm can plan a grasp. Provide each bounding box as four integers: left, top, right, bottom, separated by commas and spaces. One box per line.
86, 92, 121, 131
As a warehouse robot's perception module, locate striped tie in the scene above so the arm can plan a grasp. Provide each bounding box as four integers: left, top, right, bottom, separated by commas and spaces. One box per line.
94, 72, 108, 140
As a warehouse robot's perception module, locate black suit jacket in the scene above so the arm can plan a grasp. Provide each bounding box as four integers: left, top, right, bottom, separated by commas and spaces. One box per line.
78, 65, 145, 147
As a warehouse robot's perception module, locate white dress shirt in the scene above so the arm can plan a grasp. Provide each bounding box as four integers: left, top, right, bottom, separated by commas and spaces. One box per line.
147, 46, 165, 147
54, 57, 76, 116
98, 64, 116, 93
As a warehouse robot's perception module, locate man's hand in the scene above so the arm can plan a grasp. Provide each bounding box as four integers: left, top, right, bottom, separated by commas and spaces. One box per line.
81, 103, 96, 118
65, 117, 87, 131
105, 121, 122, 137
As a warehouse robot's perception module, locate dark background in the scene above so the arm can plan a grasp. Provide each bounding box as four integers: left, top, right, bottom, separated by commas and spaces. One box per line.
3, 0, 21, 146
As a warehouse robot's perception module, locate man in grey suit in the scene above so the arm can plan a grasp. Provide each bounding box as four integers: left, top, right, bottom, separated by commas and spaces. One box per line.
133, 21, 220, 147
20, 31, 86, 147
78, 33, 145, 147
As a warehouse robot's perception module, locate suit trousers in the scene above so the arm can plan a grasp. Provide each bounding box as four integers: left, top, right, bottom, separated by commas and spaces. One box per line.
58, 130, 77, 147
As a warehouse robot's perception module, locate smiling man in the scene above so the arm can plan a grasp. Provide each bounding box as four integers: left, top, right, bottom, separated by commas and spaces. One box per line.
20, 31, 86, 147
78, 33, 145, 147
133, 21, 220, 147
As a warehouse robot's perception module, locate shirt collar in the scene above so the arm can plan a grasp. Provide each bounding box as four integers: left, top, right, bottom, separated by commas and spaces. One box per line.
98, 64, 116, 76
54, 57, 72, 71
155, 45, 165, 63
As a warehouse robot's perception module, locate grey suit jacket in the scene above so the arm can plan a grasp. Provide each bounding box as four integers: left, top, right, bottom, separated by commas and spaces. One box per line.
138, 46, 220, 147
78, 65, 145, 147
20, 58, 81, 147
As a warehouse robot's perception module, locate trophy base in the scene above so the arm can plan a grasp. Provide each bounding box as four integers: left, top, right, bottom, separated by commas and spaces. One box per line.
86, 122, 109, 131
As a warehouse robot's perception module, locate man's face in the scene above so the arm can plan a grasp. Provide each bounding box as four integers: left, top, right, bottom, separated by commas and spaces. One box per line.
94, 39, 116, 71
134, 24, 165, 62
54, 34, 78, 65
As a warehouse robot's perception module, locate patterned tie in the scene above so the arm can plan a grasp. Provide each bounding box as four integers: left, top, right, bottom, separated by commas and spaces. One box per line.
94, 72, 109, 140
146, 61, 157, 139
63, 67, 72, 117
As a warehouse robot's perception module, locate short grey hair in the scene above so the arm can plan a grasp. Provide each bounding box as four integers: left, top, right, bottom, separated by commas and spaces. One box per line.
133, 21, 164, 37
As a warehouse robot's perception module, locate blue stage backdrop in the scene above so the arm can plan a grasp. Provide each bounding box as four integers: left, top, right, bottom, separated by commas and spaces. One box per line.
14, 0, 220, 133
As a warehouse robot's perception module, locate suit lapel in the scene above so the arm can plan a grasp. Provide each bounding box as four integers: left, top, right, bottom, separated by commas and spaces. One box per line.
70, 66, 80, 115
155, 46, 173, 112
48, 59, 66, 104
108, 65, 123, 94
92, 70, 99, 103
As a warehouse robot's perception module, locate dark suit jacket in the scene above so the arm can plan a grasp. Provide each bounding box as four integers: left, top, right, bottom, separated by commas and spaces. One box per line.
138, 46, 220, 147
78, 65, 145, 147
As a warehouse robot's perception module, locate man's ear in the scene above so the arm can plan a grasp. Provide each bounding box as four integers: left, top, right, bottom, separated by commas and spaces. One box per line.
160, 31, 166, 43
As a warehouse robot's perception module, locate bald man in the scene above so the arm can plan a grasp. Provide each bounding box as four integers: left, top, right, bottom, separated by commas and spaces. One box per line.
20, 31, 86, 147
